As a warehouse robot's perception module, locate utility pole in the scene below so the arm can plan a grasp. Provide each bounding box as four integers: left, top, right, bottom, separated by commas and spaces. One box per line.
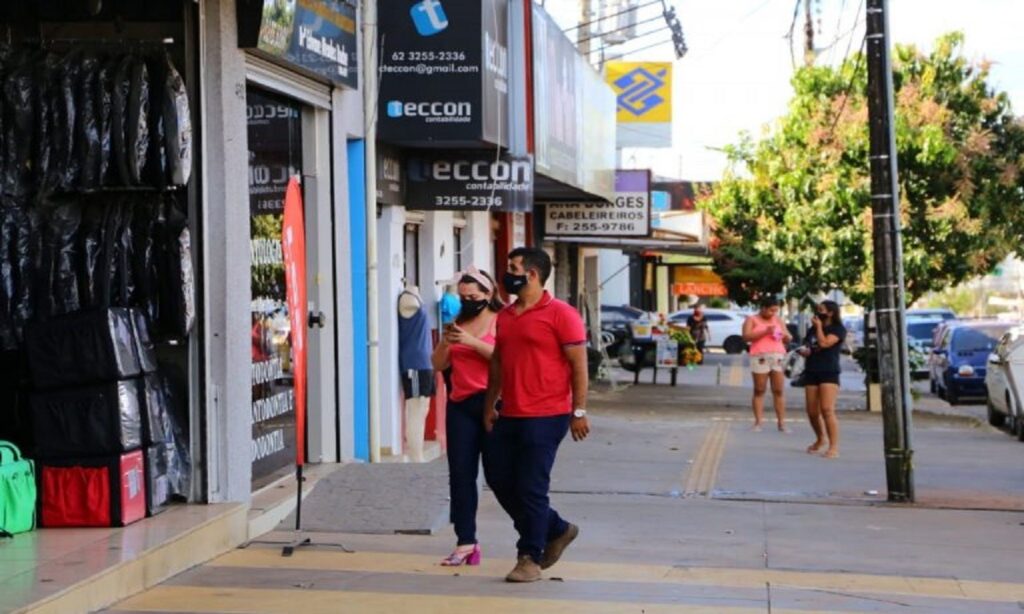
579, 0, 594, 58
803, 0, 815, 65
865, 0, 914, 502
362, 0, 381, 463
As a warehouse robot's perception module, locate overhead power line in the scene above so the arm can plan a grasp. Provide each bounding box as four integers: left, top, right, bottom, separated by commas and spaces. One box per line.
577, 13, 665, 44
564, 0, 661, 33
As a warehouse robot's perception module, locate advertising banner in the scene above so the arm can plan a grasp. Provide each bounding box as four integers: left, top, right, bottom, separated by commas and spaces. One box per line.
531, 5, 579, 187
606, 61, 672, 148
281, 178, 308, 467
405, 151, 533, 212
543, 169, 650, 237
378, 0, 509, 146
238, 0, 358, 88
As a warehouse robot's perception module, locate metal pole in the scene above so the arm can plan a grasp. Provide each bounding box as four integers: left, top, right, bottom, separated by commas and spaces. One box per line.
362, 0, 381, 463
579, 0, 593, 58
865, 0, 914, 502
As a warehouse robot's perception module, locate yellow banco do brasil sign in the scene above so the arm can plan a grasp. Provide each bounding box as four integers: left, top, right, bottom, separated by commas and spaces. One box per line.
605, 61, 672, 124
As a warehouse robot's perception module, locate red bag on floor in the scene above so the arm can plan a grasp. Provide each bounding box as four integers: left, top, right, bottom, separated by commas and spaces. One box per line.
38, 449, 146, 527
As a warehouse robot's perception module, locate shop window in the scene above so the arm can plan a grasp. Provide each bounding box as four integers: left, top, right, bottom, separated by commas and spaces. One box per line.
247, 86, 303, 486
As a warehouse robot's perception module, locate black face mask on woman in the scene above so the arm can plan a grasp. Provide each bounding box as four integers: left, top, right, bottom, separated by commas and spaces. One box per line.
502, 271, 528, 295
459, 298, 489, 319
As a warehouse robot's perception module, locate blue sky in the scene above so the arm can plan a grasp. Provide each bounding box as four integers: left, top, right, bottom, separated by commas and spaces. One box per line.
544, 0, 1024, 180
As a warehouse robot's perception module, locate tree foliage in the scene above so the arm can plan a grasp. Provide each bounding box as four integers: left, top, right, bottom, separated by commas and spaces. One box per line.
701, 33, 1024, 306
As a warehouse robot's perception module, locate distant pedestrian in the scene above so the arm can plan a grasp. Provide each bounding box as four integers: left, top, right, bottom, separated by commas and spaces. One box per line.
431, 267, 503, 566
743, 297, 793, 432
686, 305, 710, 363
799, 300, 847, 458
483, 247, 590, 583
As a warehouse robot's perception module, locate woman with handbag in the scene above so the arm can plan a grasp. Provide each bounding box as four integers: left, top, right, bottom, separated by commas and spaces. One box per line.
798, 300, 847, 458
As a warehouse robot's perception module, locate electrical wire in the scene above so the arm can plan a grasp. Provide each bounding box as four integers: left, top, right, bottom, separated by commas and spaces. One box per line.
577, 13, 666, 44
564, 0, 661, 33
824, 34, 867, 144
604, 36, 676, 61
592, 24, 671, 52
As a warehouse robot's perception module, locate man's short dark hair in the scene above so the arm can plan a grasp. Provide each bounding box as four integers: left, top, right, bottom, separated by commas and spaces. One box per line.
509, 247, 552, 284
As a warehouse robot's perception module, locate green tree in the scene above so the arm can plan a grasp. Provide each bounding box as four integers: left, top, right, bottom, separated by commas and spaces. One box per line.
702, 33, 1024, 306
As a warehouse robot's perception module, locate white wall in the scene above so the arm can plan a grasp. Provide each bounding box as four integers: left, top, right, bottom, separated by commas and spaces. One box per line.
201, 0, 253, 503
599, 249, 631, 307
464, 211, 494, 275
420, 212, 457, 328
376, 205, 406, 455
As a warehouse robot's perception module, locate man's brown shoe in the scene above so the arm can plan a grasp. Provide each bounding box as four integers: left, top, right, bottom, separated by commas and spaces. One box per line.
505, 555, 542, 583
541, 523, 579, 570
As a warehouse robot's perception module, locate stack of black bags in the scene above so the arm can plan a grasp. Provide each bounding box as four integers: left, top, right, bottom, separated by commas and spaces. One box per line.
0, 44, 195, 525
26, 308, 190, 525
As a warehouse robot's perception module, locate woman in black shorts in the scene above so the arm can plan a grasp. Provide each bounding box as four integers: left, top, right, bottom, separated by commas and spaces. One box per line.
798, 301, 847, 458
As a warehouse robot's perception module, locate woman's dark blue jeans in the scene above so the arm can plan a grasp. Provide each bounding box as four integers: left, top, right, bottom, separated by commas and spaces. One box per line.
446, 392, 487, 546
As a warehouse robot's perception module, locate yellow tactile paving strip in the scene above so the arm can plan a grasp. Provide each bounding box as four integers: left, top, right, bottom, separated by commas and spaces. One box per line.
116, 586, 821, 614
199, 549, 1024, 604
683, 422, 730, 497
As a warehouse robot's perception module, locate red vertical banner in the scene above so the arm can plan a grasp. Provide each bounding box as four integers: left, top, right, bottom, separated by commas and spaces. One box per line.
282, 177, 308, 466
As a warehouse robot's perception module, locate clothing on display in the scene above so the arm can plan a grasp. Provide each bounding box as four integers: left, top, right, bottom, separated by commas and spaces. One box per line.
0, 37, 196, 528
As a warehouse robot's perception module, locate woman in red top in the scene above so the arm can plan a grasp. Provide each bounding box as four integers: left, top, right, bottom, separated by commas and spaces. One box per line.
431, 267, 503, 566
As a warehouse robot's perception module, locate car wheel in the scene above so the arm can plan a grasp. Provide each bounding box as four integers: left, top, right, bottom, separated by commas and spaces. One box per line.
987, 400, 1004, 427
1016, 411, 1024, 442
723, 336, 746, 355
946, 381, 960, 405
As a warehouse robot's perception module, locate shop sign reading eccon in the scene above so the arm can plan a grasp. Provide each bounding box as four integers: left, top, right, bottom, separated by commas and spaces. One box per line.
377, 0, 509, 145
405, 152, 533, 212
544, 170, 651, 237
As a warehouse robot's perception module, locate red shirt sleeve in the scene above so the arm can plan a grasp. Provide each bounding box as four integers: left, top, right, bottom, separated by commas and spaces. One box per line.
555, 302, 587, 346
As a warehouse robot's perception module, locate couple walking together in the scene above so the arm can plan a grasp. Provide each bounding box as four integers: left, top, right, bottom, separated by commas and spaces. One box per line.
744, 298, 846, 458
431, 247, 590, 583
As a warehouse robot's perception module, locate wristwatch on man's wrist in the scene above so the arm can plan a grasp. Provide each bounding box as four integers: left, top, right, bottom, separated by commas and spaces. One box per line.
572, 408, 587, 419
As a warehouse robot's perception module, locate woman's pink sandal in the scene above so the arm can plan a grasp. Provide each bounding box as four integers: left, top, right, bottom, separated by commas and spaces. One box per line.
441, 544, 481, 566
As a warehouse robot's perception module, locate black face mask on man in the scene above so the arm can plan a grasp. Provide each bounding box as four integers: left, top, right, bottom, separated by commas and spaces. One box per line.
502, 271, 528, 295
459, 298, 489, 319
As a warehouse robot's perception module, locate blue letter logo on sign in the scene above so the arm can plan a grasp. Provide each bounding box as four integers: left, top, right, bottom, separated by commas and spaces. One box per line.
614, 67, 667, 117
387, 101, 404, 118
410, 0, 449, 36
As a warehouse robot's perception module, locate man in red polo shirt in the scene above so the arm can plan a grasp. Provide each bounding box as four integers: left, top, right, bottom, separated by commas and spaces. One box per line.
483, 246, 590, 583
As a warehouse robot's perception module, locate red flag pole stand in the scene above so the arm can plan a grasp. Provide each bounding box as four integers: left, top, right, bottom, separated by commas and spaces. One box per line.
280, 465, 311, 557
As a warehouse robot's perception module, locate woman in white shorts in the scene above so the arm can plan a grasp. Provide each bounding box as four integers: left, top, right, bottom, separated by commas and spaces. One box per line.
743, 297, 792, 431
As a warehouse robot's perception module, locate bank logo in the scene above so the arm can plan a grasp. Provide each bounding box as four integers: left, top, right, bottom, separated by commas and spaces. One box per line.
613, 66, 668, 117
410, 0, 449, 36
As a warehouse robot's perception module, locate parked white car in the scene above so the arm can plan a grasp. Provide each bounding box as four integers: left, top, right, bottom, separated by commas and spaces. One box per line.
668, 308, 749, 354
984, 325, 1024, 441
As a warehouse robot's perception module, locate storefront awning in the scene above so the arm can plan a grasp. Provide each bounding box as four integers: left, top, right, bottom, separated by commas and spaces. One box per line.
542, 233, 708, 255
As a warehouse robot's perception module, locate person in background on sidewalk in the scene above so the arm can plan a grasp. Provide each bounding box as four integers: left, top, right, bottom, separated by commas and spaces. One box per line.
686, 305, 710, 364
431, 267, 503, 567
799, 300, 847, 458
483, 247, 591, 583
743, 297, 792, 432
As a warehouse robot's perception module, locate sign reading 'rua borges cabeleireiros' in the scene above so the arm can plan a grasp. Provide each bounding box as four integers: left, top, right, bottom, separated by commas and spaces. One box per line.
543, 169, 651, 237
377, 0, 509, 146
405, 151, 533, 212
